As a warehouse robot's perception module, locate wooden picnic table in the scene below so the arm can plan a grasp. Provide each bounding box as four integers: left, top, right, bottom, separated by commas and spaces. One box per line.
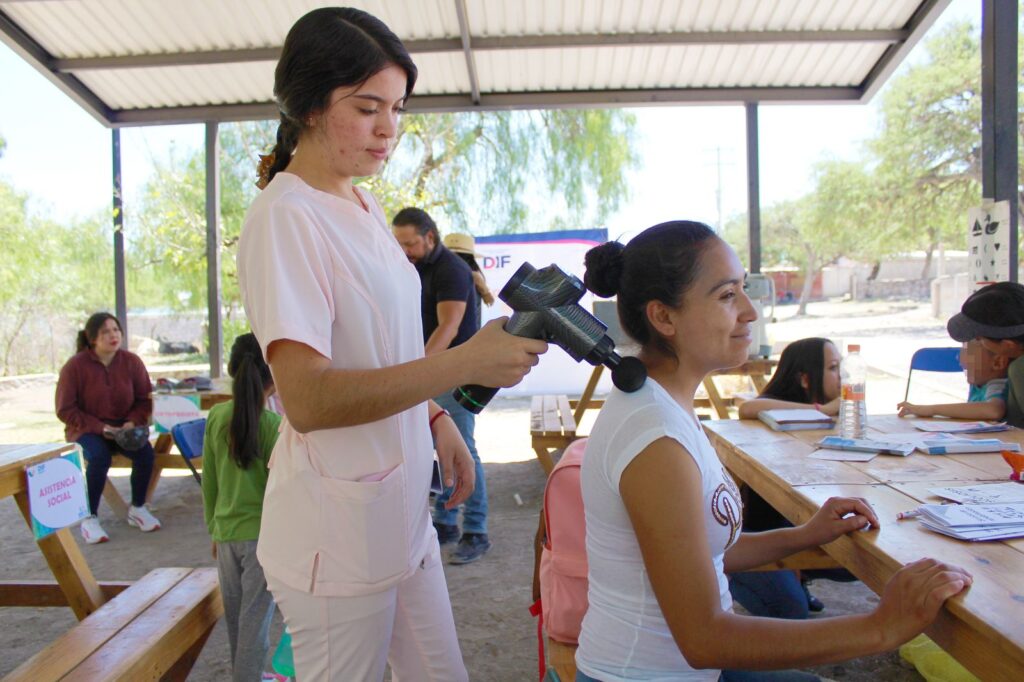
529, 358, 777, 474
0, 442, 222, 680
703, 415, 1024, 682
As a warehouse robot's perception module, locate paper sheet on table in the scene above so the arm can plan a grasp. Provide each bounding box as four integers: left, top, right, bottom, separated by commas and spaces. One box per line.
808, 448, 878, 462
928, 482, 1024, 505
911, 420, 1009, 434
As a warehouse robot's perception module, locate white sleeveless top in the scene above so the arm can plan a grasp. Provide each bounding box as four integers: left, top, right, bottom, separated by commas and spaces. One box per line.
577, 378, 743, 681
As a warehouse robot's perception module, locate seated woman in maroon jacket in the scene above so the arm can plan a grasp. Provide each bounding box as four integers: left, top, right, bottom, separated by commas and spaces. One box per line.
55, 312, 161, 544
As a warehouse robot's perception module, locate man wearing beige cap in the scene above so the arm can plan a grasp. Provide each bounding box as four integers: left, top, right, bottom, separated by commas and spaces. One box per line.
393, 207, 491, 564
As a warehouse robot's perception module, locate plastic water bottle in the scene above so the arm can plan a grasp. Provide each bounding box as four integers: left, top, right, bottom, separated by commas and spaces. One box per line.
839, 344, 867, 438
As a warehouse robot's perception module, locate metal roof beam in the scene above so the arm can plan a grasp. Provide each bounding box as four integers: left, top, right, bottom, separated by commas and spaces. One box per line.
0, 8, 113, 125
454, 0, 481, 105
860, 0, 953, 101
109, 86, 863, 126
52, 29, 908, 71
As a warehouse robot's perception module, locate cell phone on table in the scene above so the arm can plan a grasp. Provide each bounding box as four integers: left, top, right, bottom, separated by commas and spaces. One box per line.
430, 458, 444, 494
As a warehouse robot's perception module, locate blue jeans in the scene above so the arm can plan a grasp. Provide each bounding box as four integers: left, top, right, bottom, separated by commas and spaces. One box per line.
77, 432, 154, 515
729, 571, 809, 620
576, 669, 819, 681
432, 392, 487, 534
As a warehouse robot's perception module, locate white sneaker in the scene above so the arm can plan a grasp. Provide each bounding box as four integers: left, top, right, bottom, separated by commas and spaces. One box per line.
80, 515, 109, 544
127, 505, 161, 532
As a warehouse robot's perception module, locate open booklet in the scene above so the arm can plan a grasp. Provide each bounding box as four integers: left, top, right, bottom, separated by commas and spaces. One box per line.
915, 502, 1024, 541
759, 409, 835, 431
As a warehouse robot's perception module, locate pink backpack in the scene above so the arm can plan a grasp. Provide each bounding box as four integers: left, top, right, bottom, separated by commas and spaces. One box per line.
539, 437, 589, 644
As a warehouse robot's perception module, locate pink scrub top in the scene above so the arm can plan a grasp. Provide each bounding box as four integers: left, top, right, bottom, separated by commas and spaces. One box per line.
238, 173, 437, 596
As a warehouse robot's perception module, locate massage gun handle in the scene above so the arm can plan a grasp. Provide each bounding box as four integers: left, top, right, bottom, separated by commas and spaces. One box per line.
451, 384, 499, 415
452, 312, 538, 414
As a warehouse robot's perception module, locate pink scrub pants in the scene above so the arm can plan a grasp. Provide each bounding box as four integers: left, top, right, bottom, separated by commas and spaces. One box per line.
266, 547, 468, 681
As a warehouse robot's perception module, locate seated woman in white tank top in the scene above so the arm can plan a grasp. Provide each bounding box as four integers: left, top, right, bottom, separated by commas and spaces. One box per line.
573, 221, 973, 682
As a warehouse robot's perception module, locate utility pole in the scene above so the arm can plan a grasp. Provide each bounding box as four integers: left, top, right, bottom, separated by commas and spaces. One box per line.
704, 145, 734, 232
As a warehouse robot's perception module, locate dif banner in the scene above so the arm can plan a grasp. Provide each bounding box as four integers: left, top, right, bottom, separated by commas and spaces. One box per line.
475, 229, 612, 396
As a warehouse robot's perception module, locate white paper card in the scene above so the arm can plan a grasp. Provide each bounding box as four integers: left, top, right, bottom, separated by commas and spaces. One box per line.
928, 482, 1024, 505
808, 448, 878, 462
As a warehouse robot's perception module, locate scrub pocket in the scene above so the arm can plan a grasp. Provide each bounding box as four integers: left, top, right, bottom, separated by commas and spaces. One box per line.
317, 465, 409, 585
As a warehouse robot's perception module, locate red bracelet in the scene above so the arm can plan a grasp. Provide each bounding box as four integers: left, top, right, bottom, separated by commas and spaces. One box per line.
429, 409, 450, 431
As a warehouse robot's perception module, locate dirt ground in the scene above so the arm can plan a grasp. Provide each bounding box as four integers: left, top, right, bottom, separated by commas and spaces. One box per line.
0, 299, 963, 681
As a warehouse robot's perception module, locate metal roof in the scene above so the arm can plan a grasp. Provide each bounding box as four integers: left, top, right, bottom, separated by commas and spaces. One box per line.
0, 0, 951, 127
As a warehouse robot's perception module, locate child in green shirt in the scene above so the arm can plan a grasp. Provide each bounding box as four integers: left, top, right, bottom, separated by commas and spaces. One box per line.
202, 333, 281, 681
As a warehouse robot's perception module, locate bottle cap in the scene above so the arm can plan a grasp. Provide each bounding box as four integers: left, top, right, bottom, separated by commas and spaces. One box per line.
848, 344, 861, 353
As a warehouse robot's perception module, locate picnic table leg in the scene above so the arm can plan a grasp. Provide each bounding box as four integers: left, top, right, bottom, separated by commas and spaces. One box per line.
573, 365, 604, 425
750, 372, 769, 393
533, 447, 555, 476
146, 433, 174, 503
102, 479, 129, 518
14, 490, 106, 620
161, 625, 216, 681
702, 377, 731, 419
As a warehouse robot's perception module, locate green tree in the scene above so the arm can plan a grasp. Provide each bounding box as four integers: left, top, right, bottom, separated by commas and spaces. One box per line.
0, 178, 112, 373
363, 109, 638, 232
868, 19, 982, 271
126, 111, 636, 358
127, 121, 273, 320
727, 160, 878, 315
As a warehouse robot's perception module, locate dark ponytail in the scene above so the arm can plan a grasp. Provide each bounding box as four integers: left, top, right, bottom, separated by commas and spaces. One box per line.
227, 333, 273, 470
259, 6, 418, 187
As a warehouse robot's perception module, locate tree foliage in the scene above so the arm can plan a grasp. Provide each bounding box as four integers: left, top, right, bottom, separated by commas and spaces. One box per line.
0, 179, 112, 374
363, 109, 638, 233
729, 17, 1000, 314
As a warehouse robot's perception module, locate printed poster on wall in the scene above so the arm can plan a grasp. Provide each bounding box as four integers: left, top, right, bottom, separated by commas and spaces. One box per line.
26, 445, 89, 540
475, 229, 610, 396
968, 200, 1011, 287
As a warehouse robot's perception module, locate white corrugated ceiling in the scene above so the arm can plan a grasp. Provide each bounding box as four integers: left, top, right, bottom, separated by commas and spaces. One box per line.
0, 0, 951, 127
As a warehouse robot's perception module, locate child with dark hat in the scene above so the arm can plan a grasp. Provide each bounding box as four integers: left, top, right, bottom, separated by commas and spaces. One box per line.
942, 282, 1024, 427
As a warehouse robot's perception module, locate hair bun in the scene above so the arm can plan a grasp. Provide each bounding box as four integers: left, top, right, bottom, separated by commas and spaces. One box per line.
584, 241, 626, 298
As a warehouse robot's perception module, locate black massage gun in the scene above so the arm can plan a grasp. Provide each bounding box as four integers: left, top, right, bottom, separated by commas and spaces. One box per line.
453, 262, 647, 414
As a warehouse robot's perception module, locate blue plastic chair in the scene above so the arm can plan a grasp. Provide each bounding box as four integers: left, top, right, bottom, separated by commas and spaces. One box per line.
170, 417, 206, 486
904, 347, 963, 402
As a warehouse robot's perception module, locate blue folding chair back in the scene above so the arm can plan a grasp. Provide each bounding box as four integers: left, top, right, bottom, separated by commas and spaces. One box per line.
904, 347, 963, 402
170, 417, 206, 485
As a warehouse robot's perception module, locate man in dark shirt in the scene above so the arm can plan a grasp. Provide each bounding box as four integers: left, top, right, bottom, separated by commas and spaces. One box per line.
393, 207, 490, 564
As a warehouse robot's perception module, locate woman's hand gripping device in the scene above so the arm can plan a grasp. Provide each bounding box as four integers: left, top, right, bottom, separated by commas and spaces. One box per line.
453, 262, 647, 414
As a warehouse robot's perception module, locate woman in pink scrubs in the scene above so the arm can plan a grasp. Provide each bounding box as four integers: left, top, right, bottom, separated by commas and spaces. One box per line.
237, 8, 547, 680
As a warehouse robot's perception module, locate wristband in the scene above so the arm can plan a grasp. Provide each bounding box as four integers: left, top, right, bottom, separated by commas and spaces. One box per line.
429, 408, 450, 431
813, 402, 821, 412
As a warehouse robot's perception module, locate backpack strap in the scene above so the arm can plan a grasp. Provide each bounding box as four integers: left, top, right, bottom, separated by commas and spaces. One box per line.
529, 598, 545, 681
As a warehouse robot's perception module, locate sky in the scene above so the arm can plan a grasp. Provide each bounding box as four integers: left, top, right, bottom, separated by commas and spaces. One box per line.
0, 0, 978, 237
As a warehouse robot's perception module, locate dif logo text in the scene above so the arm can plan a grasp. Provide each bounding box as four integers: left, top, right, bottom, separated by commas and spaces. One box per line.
481, 254, 512, 270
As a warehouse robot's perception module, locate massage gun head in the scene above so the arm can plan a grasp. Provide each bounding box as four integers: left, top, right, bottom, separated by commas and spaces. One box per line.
499, 262, 646, 393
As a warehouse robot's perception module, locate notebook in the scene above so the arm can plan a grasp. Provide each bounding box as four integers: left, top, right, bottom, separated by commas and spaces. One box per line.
759, 409, 835, 431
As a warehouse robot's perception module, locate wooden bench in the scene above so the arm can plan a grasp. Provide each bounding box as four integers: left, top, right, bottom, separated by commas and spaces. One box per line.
530, 395, 578, 475
103, 434, 203, 517
5, 567, 223, 681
